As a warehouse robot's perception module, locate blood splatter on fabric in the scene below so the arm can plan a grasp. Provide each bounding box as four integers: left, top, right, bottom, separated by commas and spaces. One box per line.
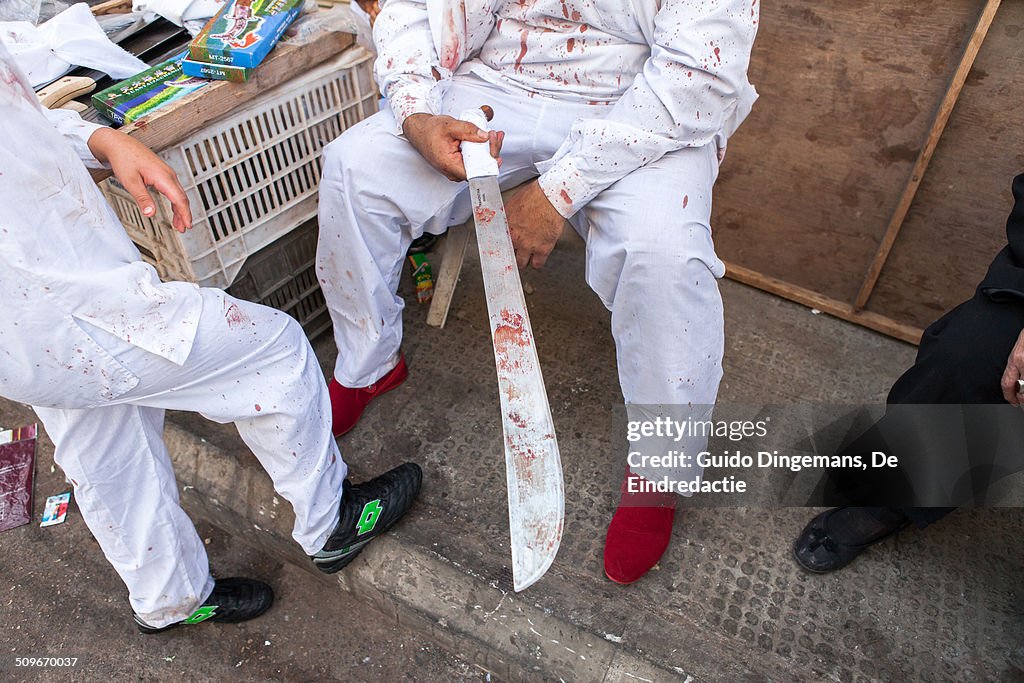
373, 0, 759, 219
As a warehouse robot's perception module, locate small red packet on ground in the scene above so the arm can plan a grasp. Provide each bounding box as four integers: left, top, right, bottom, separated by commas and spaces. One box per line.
0, 424, 38, 533
40, 492, 71, 528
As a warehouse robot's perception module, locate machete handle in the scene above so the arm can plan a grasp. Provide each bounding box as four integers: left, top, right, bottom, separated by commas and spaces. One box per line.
60, 101, 89, 113
458, 107, 499, 180
37, 76, 96, 110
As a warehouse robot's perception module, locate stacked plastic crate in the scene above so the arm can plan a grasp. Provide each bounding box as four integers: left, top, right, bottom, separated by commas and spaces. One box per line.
101, 47, 375, 339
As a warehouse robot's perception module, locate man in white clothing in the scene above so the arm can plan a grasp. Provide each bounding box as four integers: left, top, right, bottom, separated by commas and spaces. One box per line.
0, 42, 421, 632
317, 0, 758, 583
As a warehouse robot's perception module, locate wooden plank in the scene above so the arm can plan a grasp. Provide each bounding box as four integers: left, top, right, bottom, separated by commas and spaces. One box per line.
427, 222, 473, 328
724, 261, 924, 345
864, 0, 1024, 330
90, 0, 132, 14
713, 2, 986, 304
852, 0, 1002, 311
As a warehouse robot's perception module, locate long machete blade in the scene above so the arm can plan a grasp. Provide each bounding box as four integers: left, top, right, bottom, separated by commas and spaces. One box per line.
461, 111, 564, 591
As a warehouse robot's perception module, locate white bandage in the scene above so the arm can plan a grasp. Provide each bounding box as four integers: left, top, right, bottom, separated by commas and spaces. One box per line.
458, 108, 499, 179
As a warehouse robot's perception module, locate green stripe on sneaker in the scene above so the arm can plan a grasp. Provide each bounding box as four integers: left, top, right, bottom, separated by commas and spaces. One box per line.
183, 605, 218, 624
356, 499, 384, 535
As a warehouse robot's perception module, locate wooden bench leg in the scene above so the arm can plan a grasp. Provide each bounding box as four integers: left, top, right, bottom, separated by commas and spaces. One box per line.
427, 221, 473, 328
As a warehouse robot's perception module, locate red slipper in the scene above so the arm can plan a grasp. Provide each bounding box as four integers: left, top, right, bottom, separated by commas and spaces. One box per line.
603, 468, 676, 585
329, 355, 408, 437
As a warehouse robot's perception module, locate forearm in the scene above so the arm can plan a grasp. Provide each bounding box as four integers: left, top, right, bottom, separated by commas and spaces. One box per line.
82, 124, 193, 231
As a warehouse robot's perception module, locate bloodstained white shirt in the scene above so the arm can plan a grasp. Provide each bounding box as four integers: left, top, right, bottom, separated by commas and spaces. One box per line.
0, 40, 202, 406
473, 0, 651, 103
374, 0, 759, 217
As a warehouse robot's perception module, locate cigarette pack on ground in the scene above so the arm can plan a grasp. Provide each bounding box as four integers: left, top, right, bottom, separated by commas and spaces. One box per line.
40, 492, 71, 527
408, 253, 434, 303
0, 424, 37, 533
91, 51, 210, 126
189, 0, 303, 69
180, 57, 254, 83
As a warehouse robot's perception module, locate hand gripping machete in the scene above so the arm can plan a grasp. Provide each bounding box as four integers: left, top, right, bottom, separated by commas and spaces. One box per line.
459, 107, 564, 591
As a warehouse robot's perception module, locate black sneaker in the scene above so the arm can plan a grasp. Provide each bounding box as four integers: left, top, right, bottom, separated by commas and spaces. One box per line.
134, 577, 274, 634
408, 233, 439, 254
311, 462, 423, 574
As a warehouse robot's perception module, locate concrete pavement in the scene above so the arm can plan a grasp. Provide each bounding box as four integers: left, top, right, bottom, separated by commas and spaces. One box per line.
2, 232, 1022, 681
0, 399, 491, 682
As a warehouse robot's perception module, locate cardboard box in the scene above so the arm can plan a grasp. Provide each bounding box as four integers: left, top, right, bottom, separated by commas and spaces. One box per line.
189, 0, 302, 69
91, 51, 210, 125
0, 424, 37, 533
181, 57, 254, 82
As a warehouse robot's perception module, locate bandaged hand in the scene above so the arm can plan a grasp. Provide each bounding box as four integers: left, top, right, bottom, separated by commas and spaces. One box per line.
87, 128, 192, 233
402, 113, 503, 182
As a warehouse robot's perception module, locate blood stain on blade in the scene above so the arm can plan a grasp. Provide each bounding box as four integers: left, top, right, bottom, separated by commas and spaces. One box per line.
500, 308, 525, 328
509, 437, 539, 472
508, 411, 528, 428
496, 355, 525, 374
492, 309, 530, 350
503, 382, 524, 402
474, 206, 496, 223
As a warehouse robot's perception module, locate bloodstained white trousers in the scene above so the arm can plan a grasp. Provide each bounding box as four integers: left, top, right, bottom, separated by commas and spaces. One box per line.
32, 288, 345, 629
317, 75, 725, 481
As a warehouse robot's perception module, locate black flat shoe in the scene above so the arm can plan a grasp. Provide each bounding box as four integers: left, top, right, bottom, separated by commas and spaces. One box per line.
135, 577, 274, 634
793, 507, 909, 573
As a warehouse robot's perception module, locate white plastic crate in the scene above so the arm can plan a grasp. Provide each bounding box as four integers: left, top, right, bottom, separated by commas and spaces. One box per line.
101, 47, 377, 288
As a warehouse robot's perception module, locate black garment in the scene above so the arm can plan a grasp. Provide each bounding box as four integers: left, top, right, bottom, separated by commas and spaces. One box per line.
819, 174, 1024, 524
901, 506, 952, 529
895, 172, 1024, 405
978, 173, 1024, 299
888, 289, 1024, 405
883, 283, 1024, 525
823, 285, 1024, 522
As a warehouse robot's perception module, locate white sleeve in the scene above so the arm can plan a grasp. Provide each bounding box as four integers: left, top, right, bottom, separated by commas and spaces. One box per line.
42, 107, 110, 170
537, 0, 759, 218
0, 38, 108, 169
374, 0, 446, 132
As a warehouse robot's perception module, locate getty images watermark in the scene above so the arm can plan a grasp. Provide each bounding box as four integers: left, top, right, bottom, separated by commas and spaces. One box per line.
613, 404, 1024, 506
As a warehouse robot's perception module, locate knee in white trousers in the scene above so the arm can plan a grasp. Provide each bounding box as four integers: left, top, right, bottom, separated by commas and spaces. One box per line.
317, 76, 727, 460
33, 289, 345, 628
